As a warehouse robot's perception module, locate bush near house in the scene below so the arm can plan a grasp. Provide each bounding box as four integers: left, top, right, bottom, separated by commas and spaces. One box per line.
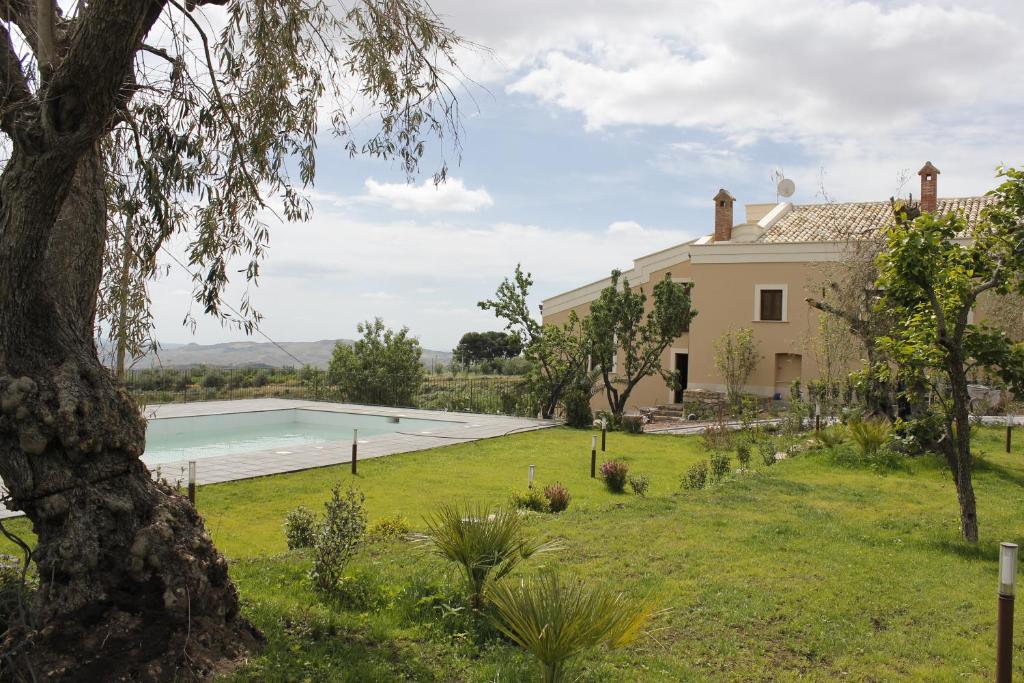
599, 460, 629, 493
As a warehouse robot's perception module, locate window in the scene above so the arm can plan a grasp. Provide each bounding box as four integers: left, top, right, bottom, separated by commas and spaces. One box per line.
760, 290, 783, 321
754, 284, 788, 322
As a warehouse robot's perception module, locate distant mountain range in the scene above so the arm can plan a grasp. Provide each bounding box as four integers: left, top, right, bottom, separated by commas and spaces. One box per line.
119, 339, 452, 370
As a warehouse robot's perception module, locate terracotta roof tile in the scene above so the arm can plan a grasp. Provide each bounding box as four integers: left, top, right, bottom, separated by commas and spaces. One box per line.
756, 196, 997, 243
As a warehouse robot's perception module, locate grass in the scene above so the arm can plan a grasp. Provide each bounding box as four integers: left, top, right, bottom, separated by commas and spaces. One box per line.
3, 427, 1023, 680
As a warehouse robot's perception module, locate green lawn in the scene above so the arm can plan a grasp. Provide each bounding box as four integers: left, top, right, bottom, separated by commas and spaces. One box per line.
3, 427, 1023, 680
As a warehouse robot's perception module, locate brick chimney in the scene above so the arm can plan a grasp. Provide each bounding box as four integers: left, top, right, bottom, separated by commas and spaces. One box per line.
714, 189, 735, 242
918, 161, 940, 214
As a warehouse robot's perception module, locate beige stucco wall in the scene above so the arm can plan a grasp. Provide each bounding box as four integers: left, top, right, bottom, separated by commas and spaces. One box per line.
542, 254, 867, 414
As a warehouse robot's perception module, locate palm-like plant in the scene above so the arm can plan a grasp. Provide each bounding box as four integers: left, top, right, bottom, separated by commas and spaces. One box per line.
488, 573, 662, 683
848, 417, 891, 459
416, 503, 562, 607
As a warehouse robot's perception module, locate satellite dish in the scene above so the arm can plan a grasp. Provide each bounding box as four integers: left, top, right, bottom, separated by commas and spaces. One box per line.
777, 178, 796, 198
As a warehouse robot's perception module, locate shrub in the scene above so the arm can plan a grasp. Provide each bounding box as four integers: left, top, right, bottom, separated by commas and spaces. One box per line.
415, 503, 562, 608
757, 439, 777, 466
849, 417, 891, 460
628, 474, 650, 497
488, 572, 661, 683
599, 460, 629, 493
543, 482, 571, 513
284, 505, 318, 550
368, 514, 411, 542
563, 391, 593, 429
334, 568, 383, 610
681, 460, 708, 490
735, 442, 751, 469
510, 488, 550, 513
701, 421, 734, 451
201, 372, 225, 389
310, 485, 367, 594
891, 413, 943, 455
621, 415, 644, 434
709, 452, 731, 482
815, 426, 846, 450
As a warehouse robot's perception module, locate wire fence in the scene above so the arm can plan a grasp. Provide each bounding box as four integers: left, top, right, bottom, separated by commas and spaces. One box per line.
124, 367, 540, 417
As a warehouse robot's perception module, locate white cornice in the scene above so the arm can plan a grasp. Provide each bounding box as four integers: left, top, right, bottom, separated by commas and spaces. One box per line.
542, 240, 695, 315
689, 240, 849, 263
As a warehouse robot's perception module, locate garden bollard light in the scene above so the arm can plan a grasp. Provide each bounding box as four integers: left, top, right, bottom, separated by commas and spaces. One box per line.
591, 435, 597, 478
187, 460, 196, 506
528, 464, 535, 489
997, 542, 1017, 683
1006, 416, 1013, 454
351, 428, 358, 475
601, 418, 607, 451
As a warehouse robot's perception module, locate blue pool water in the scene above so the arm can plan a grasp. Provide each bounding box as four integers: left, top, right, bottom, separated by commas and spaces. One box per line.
143, 409, 459, 465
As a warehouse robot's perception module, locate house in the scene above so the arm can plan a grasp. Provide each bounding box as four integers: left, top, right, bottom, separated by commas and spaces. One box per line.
541, 163, 996, 413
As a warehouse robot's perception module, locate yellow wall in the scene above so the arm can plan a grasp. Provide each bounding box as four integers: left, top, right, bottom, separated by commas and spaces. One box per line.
542, 256, 862, 413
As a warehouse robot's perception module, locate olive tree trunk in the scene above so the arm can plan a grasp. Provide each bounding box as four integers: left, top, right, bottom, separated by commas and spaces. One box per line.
0, 142, 256, 681
0, 4, 256, 676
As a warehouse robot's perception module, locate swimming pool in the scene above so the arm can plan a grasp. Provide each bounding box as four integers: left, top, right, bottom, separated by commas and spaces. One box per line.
144, 408, 460, 465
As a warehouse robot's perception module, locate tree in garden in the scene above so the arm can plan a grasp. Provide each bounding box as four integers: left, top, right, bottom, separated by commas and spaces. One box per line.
712, 328, 761, 410
982, 291, 1024, 342
452, 331, 523, 366
876, 168, 1024, 543
328, 319, 425, 407
804, 306, 858, 416
479, 265, 591, 418
805, 237, 897, 415
0, 1, 463, 677
587, 270, 696, 418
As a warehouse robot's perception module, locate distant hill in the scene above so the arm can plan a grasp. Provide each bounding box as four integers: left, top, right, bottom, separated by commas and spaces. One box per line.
122, 339, 451, 370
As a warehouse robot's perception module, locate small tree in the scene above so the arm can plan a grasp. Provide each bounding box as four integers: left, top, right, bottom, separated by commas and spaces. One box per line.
310, 486, 367, 593
713, 328, 761, 410
876, 168, 1024, 543
480, 266, 590, 418
452, 331, 523, 366
587, 271, 697, 417
328, 318, 425, 406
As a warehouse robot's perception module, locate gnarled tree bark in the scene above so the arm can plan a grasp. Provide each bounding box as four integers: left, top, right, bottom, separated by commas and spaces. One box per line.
0, 1, 255, 679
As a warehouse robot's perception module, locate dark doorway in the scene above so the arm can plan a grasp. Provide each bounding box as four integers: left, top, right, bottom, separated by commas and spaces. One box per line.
673, 353, 689, 403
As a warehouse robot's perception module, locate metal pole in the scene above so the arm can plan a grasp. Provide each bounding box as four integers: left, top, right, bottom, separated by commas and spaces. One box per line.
528, 464, 535, 489
590, 435, 597, 478
351, 428, 358, 475
601, 419, 607, 452
187, 460, 196, 506
997, 542, 1017, 683
1006, 416, 1013, 454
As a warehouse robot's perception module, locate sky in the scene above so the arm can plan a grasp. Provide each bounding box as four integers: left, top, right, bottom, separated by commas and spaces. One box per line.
148, 0, 1024, 354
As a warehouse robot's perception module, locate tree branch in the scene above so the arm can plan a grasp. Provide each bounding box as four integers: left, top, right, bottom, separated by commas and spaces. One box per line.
0, 0, 37, 53
0, 23, 34, 137
140, 43, 175, 64
41, 0, 168, 144
805, 296, 871, 338
35, 0, 55, 78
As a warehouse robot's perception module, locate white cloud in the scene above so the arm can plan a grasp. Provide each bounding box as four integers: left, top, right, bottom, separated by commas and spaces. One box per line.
359, 291, 398, 300
607, 220, 645, 235
260, 213, 682, 285
506, 1, 1022, 142
148, 202, 692, 348
362, 177, 494, 213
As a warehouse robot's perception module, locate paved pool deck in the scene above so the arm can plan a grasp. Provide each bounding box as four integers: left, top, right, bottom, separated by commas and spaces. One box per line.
0, 398, 555, 519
